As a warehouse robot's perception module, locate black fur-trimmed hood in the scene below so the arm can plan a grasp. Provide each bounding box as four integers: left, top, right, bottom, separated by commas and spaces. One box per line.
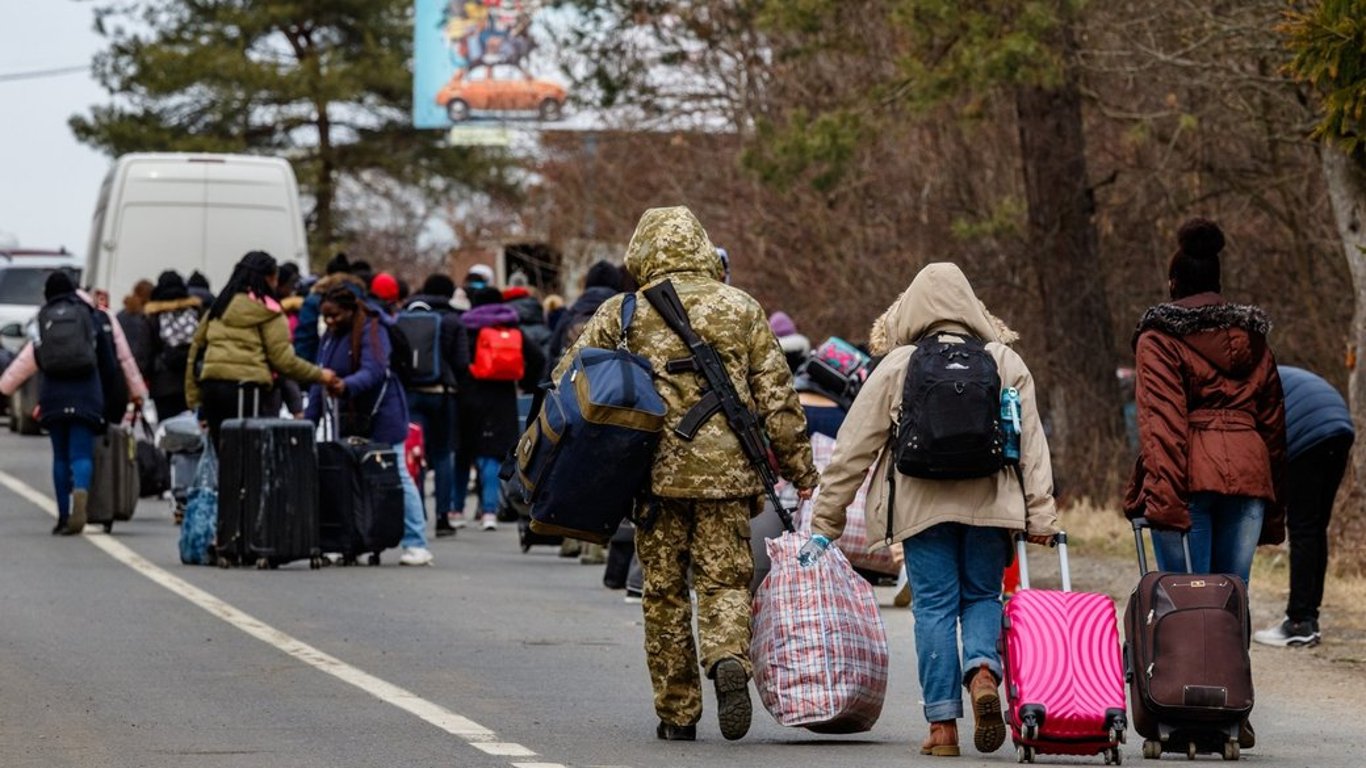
1133, 293, 1273, 377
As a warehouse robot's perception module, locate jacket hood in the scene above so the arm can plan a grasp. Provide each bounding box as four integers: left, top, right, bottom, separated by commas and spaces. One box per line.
570, 286, 619, 315
463, 303, 520, 330
144, 296, 202, 316
280, 295, 304, 314
1133, 293, 1272, 377
623, 206, 723, 286
311, 273, 367, 296
220, 294, 281, 328
508, 295, 547, 326
867, 263, 1004, 355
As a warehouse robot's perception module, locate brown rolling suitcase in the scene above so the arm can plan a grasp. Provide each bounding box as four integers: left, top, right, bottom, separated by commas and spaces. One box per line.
1124, 519, 1252, 761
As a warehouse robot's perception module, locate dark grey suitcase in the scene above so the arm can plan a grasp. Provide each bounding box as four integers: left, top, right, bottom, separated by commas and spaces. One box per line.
216, 418, 321, 569
89, 423, 140, 532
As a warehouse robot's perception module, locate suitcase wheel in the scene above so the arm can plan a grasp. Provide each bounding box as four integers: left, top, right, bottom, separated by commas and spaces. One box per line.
103, 521, 114, 534
309, 556, 323, 570
1142, 739, 1161, 760
368, 553, 381, 567
1221, 741, 1239, 761
216, 555, 232, 569
1105, 746, 1123, 765
255, 557, 270, 570
1015, 745, 1035, 764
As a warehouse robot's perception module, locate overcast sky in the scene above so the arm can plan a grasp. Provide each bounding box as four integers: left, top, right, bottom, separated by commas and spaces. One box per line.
0, 1, 111, 257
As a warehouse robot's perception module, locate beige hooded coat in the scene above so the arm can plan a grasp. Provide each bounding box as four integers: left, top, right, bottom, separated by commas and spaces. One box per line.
809, 263, 1058, 547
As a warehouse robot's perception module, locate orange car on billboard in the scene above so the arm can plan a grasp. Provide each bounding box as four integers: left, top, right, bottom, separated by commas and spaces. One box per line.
436, 64, 567, 122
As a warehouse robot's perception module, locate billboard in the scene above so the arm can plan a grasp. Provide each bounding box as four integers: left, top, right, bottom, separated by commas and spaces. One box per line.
413, 0, 570, 137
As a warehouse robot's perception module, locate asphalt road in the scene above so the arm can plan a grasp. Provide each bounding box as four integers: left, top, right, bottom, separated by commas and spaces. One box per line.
0, 427, 1361, 767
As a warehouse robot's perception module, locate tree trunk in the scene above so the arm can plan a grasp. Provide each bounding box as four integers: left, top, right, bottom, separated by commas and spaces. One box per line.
1321, 147, 1366, 531
1014, 29, 1124, 501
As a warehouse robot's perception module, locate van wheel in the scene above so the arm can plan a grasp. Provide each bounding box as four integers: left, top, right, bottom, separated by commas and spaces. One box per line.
447, 99, 470, 122
538, 98, 563, 122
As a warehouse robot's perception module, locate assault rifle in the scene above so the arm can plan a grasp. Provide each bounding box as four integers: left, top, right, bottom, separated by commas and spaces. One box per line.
642, 279, 796, 533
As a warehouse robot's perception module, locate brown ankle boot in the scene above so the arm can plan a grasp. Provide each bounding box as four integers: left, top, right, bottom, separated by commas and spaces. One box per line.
969, 663, 1005, 753
919, 720, 960, 757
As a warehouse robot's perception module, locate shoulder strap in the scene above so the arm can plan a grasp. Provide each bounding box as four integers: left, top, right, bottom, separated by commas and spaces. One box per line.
617, 293, 638, 350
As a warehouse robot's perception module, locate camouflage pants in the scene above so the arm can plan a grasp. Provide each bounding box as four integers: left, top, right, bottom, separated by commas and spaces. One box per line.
636, 496, 757, 726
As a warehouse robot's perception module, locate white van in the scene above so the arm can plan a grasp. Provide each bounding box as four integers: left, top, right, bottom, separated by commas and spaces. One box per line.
86, 153, 308, 300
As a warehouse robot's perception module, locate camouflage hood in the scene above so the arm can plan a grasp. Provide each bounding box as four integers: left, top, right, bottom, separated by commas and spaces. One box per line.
623, 206, 723, 286
868, 263, 1018, 355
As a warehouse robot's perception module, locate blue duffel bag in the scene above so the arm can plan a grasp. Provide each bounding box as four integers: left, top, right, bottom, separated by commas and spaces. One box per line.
515, 294, 666, 544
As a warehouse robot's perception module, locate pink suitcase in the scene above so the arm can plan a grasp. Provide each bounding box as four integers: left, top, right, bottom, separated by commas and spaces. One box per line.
1001, 533, 1128, 765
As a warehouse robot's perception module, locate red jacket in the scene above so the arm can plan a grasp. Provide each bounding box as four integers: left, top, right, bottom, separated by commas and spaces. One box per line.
1123, 293, 1287, 544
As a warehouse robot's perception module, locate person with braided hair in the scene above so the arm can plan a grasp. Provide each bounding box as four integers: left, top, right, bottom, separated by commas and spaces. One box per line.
306, 285, 435, 566
185, 251, 337, 447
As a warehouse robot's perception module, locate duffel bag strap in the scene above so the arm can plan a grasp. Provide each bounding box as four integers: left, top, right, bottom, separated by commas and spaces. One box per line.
617, 293, 638, 351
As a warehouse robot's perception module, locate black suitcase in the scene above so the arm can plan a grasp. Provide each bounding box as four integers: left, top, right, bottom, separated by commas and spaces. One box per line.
1124, 520, 1252, 761
217, 418, 321, 569
318, 438, 405, 565
89, 423, 141, 532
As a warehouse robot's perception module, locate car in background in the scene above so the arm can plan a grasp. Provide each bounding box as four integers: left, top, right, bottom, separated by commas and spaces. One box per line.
436, 64, 567, 122
0, 249, 83, 352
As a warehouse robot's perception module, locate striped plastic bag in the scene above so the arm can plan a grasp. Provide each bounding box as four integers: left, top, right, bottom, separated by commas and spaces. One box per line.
751, 531, 889, 733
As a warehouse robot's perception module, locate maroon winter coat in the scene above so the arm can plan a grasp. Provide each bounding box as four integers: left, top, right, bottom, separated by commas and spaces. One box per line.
1123, 292, 1287, 545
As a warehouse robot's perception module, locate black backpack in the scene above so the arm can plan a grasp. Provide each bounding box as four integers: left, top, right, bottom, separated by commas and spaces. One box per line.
893, 333, 1006, 480
36, 298, 98, 378
395, 304, 444, 386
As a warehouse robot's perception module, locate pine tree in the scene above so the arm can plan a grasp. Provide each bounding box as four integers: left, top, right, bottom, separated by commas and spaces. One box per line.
71, 0, 506, 261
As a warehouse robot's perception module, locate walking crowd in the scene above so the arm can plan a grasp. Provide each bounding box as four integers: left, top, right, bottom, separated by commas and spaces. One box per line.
0, 207, 1352, 761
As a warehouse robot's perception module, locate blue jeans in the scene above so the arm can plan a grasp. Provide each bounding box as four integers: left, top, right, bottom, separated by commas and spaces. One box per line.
393, 441, 428, 549
49, 421, 96, 522
903, 523, 1012, 723
407, 392, 457, 515
474, 456, 501, 515
1152, 492, 1264, 582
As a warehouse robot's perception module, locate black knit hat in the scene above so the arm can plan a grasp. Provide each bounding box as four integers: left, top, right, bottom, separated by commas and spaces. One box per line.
151, 270, 188, 302
44, 270, 76, 301
584, 260, 623, 291
421, 273, 457, 299
1168, 217, 1223, 299
325, 252, 351, 276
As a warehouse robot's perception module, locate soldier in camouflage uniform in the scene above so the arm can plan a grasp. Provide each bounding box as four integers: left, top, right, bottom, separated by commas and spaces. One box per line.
554, 206, 819, 742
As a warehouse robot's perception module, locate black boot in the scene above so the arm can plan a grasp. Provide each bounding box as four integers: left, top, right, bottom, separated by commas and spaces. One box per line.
711, 658, 752, 741
656, 721, 696, 741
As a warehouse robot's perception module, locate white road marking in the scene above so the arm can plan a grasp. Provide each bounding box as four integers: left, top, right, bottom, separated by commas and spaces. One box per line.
0, 470, 554, 766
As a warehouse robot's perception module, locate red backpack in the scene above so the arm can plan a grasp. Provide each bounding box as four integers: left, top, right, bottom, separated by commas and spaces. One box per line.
470, 326, 525, 381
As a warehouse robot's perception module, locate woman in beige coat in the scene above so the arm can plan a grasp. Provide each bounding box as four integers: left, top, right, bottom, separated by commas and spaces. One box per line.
807, 263, 1058, 757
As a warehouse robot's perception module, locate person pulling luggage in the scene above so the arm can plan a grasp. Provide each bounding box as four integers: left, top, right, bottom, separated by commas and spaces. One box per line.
802, 262, 1058, 758
305, 286, 434, 567
553, 206, 818, 742
185, 251, 336, 448
0, 271, 147, 534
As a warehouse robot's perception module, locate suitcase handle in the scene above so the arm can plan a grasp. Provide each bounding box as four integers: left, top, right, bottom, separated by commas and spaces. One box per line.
1014, 531, 1070, 592
1131, 518, 1193, 575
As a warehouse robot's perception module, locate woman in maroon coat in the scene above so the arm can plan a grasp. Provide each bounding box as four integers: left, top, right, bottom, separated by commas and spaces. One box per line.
1124, 218, 1286, 584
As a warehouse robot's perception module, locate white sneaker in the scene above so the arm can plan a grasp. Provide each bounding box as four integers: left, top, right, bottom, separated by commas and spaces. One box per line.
893, 565, 912, 608
1253, 617, 1319, 648
399, 547, 434, 566
480, 514, 498, 531
449, 512, 468, 529
624, 588, 643, 604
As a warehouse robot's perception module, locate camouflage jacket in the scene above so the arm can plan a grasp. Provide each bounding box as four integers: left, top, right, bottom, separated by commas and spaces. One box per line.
553, 206, 819, 499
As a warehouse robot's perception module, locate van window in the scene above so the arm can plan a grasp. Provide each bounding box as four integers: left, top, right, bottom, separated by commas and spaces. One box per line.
0, 268, 81, 306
